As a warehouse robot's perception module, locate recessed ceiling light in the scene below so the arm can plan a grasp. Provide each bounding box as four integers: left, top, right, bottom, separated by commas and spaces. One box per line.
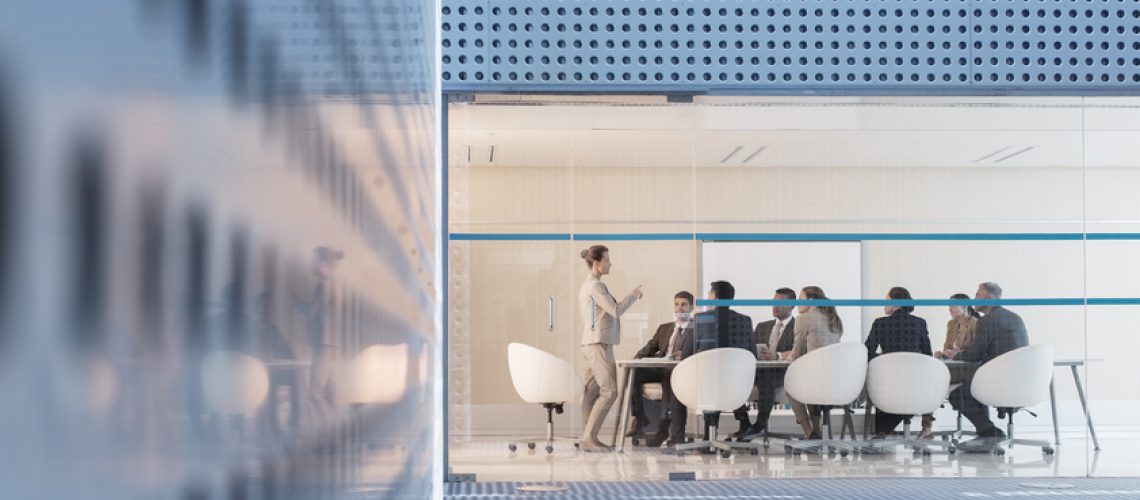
721, 146, 743, 163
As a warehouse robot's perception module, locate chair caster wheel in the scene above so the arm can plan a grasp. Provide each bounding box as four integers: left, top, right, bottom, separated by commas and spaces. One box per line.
720, 450, 731, 458
840, 450, 849, 458
750, 449, 760, 456
631, 438, 640, 446
922, 449, 932, 457
1042, 447, 1054, 455
947, 446, 957, 455
574, 442, 580, 448
784, 446, 793, 454
527, 442, 536, 450
546, 445, 554, 454
508, 443, 517, 452
793, 450, 802, 456
941, 436, 949, 442
992, 448, 1005, 456
913, 450, 922, 458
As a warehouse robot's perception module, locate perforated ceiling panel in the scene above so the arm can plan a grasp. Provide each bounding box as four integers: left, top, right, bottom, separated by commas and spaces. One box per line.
441, 0, 1140, 93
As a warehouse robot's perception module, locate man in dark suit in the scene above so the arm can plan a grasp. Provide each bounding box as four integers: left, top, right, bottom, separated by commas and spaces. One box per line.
626, 291, 694, 441
662, 281, 755, 452
949, 282, 1028, 442
732, 287, 797, 438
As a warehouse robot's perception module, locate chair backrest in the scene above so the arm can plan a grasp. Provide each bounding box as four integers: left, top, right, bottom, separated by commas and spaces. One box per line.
867, 352, 950, 415
785, 342, 868, 406
669, 347, 756, 412
971, 344, 1054, 408
507, 343, 583, 404
200, 351, 270, 416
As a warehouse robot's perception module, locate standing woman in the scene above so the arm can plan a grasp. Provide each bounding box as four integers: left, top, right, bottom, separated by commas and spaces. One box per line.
935, 293, 980, 359
786, 285, 843, 439
578, 245, 642, 452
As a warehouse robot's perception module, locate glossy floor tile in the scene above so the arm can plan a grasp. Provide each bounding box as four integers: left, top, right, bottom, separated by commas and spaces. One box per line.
449, 429, 1138, 483
444, 477, 1140, 499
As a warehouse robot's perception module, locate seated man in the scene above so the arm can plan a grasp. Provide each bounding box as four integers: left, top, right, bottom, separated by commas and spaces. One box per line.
732, 287, 797, 438
662, 281, 756, 452
948, 281, 1028, 447
626, 291, 694, 444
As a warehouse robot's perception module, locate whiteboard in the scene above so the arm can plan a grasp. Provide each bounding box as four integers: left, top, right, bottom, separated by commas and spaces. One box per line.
700, 241, 863, 343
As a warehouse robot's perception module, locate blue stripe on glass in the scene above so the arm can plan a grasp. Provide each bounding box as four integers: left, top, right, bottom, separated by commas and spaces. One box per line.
448, 232, 1140, 242
698, 298, 1140, 307
573, 233, 693, 241
448, 233, 571, 241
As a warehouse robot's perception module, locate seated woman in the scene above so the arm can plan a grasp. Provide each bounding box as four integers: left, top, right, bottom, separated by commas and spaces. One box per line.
935, 293, 980, 359
864, 286, 933, 438
786, 285, 843, 439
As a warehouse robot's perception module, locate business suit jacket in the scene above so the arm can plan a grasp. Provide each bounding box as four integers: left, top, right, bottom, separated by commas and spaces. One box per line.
636, 321, 691, 358
755, 317, 796, 354
865, 309, 932, 359
944, 316, 978, 351
952, 306, 1028, 364
789, 308, 843, 360
681, 307, 756, 359
579, 274, 638, 345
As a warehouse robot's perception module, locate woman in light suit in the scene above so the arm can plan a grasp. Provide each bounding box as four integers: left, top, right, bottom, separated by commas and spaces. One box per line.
935, 293, 980, 359
578, 245, 642, 452
785, 285, 843, 439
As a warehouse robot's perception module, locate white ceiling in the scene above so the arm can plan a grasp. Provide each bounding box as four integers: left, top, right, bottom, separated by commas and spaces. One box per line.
448, 96, 1140, 168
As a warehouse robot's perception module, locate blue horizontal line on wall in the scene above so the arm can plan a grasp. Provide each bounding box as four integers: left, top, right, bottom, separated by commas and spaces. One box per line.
698, 298, 1140, 307
448, 232, 1140, 242
448, 233, 572, 241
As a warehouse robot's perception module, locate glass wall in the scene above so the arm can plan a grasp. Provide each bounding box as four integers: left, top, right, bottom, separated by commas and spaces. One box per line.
0, 1, 440, 497
447, 96, 1137, 481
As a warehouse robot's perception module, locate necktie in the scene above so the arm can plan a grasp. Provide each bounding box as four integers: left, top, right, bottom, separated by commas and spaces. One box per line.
665, 325, 682, 356
771, 320, 784, 350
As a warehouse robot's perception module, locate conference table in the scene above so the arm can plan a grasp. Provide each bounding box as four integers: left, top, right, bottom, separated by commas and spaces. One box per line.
611, 356, 1100, 453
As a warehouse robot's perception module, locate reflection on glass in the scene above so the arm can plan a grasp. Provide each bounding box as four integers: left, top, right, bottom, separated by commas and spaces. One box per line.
0, 0, 437, 497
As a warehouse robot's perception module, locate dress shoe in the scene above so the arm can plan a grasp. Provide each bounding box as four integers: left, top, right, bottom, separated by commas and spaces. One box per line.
624, 418, 648, 437
977, 426, 1007, 439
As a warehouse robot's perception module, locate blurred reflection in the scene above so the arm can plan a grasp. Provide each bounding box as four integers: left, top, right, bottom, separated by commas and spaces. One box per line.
0, 0, 437, 497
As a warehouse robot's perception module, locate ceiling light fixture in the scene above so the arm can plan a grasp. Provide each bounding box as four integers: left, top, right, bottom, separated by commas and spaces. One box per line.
742, 146, 767, 163
992, 146, 1034, 164
971, 146, 1011, 164
721, 146, 743, 163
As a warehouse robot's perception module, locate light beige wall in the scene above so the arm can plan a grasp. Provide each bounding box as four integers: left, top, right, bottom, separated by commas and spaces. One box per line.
450, 165, 1140, 413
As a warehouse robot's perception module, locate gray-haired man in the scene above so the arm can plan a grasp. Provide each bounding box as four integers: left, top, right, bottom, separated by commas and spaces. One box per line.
949, 282, 1028, 443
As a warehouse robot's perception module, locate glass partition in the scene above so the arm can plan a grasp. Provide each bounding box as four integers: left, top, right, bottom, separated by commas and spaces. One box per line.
447, 96, 1138, 481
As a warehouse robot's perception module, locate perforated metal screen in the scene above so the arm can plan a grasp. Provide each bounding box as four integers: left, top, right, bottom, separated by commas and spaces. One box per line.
441, 0, 1140, 93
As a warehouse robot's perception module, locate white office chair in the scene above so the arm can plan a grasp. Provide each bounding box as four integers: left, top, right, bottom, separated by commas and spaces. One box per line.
201, 350, 271, 416
783, 342, 868, 457
669, 347, 758, 457
865, 352, 955, 456
201, 351, 270, 443
506, 343, 583, 454
969, 344, 1056, 456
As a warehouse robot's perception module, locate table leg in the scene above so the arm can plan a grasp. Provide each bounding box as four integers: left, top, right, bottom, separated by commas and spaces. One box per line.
1070, 365, 1100, 451
613, 366, 636, 451
1048, 376, 1060, 445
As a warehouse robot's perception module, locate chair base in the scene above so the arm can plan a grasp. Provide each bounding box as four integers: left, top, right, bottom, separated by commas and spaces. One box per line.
783, 406, 862, 457
673, 417, 762, 458
861, 421, 957, 456
954, 408, 1056, 456
507, 403, 579, 454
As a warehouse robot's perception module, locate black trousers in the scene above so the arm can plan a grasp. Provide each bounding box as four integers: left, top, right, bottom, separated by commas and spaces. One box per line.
949, 379, 996, 433
731, 368, 786, 430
